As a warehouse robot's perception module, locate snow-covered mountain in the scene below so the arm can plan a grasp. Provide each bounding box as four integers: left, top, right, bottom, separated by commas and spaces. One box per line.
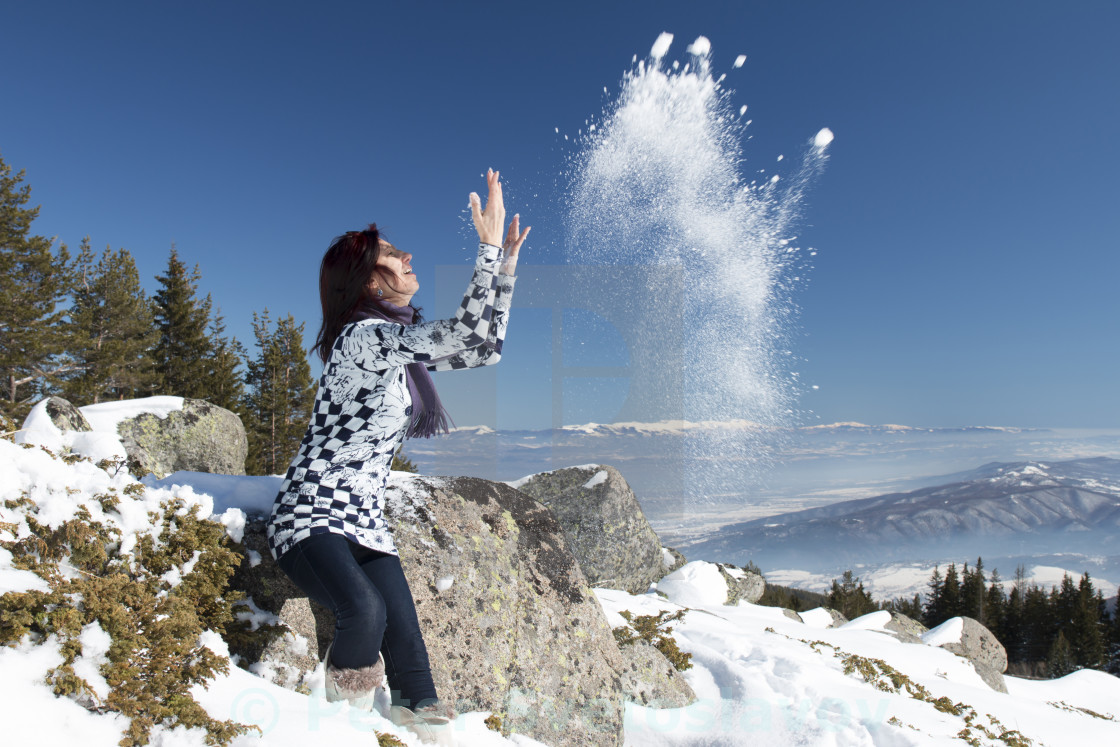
408, 420, 1120, 546
677, 458, 1120, 571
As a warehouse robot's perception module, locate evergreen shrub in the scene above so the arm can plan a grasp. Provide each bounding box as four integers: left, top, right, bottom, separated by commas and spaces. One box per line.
0, 443, 277, 746
612, 609, 693, 671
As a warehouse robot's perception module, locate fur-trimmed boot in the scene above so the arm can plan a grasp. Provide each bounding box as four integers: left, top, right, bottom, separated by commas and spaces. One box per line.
323, 644, 384, 712
389, 703, 455, 746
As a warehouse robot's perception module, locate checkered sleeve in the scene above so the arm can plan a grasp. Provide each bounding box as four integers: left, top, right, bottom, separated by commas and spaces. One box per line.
426, 270, 516, 371
340, 242, 502, 371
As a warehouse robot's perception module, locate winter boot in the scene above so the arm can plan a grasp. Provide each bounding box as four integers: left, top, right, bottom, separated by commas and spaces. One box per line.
323, 643, 384, 712
389, 703, 455, 746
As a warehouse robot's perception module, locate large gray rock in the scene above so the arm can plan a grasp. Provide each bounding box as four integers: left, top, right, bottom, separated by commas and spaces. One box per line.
716, 563, 766, 605
117, 398, 247, 478
43, 396, 93, 432
233, 474, 625, 747
513, 464, 663, 594
929, 616, 1008, 693
615, 639, 696, 708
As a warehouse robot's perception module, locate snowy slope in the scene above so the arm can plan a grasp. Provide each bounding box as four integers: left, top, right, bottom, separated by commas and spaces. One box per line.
603, 578, 1120, 746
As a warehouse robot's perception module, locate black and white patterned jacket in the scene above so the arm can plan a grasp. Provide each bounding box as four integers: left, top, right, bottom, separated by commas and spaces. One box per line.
267, 242, 514, 560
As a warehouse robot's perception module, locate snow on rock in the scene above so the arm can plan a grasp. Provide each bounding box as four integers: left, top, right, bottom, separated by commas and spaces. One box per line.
17, 399, 126, 463
922, 616, 964, 647
81, 396, 184, 431
504, 464, 600, 490
799, 607, 837, 629
840, 609, 892, 631
657, 561, 727, 606
17, 396, 186, 465
660, 547, 676, 569
582, 469, 608, 489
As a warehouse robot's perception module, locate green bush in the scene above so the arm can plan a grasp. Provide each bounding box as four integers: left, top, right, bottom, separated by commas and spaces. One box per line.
613, 609, 693, 671
0, 447, 267, 746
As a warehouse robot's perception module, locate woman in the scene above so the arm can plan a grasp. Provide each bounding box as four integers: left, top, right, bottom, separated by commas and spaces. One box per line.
266, 169, 528, 744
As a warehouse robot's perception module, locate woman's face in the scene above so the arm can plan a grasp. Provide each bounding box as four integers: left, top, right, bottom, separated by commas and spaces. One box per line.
371, 240, 419, 304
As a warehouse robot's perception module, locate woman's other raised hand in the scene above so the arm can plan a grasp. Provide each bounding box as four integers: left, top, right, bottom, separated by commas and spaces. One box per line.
500, 213, 530, 275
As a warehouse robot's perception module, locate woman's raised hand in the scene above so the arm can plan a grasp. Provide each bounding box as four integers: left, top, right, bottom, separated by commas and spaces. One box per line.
469, 169, 506, 247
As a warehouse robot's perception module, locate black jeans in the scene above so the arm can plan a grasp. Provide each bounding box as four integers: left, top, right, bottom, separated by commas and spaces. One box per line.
277, 531, 438, 708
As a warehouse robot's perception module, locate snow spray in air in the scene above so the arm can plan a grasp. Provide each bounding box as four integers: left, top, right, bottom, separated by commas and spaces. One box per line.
566, 32, 832, 499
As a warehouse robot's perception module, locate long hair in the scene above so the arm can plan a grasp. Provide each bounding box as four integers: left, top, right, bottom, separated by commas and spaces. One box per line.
315, 224, 426, 363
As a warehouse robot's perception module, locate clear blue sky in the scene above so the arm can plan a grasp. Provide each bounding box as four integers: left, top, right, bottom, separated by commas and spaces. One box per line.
3, 1, 1118, 430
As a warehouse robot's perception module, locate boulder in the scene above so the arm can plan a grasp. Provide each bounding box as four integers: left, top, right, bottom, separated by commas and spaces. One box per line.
660, 546, 687, 577
716, 563, 766, 605
513, 465, 663, 594
615, 639, 696, 708
232, 474, 625, 747
882, 612, 928, 645
117, 398, 247, 478
924, 616, 1008, 693
782, 609, 804, 623
43, 396, 93, 432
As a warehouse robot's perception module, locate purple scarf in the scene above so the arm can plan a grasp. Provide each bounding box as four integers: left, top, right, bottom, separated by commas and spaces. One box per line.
350, 299, 451, 439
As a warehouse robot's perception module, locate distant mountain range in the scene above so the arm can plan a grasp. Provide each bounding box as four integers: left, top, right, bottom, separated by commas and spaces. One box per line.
408, 419, 1120, 526
675, 457, 1120, 569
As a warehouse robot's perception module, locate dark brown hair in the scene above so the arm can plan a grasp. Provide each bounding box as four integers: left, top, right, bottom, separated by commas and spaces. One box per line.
313, 224, 421, 363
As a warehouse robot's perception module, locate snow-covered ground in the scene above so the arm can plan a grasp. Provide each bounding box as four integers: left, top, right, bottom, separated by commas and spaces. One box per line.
607, 566, 1120, 746
3, 418, 1119, 745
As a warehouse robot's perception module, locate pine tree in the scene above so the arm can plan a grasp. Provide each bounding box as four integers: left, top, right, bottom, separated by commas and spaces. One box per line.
1002, 581, 1025, 663
1107, 598, 1120, 676
961, 558, 986, 623
1069, 573, 1106, 669
827, 570, 878, 620
923, 566, 945, 627
202, 307, 246, 413
391, 448, 419, 474
985, 568, 1006, 642
64, 239, 157, 403
1022, 583, 1054, 663
152, 247, 213, 398
243, 310, 314, 475
1046, 630, 1077, 678
0, 152, 74, 418
941, 563, 963, 619
885, 594, 923, 620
